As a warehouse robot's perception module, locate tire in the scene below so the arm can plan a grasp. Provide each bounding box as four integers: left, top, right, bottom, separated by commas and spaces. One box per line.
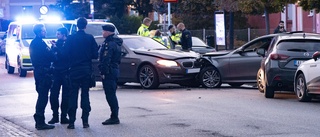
5, 55, 14, 74
199, 66, 222, 88
228, 83, 244, 87
295, 73, 312, 102
18, 57, 27, 77
138, 65, 159, 89
257, 68, 264, 93
264, 85, 274, 98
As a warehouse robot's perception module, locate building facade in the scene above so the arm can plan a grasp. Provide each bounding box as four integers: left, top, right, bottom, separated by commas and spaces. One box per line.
248, 4, 319, 33
0, 0, 56, 20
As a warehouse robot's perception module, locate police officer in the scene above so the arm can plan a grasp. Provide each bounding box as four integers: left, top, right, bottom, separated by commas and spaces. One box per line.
177, 23, 192, 51
137, 17, 152, 37
99, 24, 122, 125
152, 29, 165, 45
167, 25, 181, 49
48, 27, 70, 125
64, 17, 98, 129
29, 23, 56, 130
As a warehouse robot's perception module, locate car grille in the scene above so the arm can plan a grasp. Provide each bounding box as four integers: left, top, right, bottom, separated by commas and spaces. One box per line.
181, 59, 201, 68
23, 59, 31, 63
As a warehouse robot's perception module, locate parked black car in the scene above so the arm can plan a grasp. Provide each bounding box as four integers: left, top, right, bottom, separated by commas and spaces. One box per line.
197, 34, 278, 88
256, 32, 320, 98
93, 35, 202, 89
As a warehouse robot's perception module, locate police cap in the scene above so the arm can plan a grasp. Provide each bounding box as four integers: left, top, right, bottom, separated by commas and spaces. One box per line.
102, 25, 115, 32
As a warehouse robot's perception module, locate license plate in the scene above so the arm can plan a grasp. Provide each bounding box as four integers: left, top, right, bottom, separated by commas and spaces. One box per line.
186, 68, 200, 73
294, 60, 304, 66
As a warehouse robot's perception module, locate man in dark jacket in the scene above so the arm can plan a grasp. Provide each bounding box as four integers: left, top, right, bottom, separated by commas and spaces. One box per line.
177, 23, 192, 51
48, 27, 70, 125
64, 17, 98, 129
29, 23, 56, 130
99, 24, 122, 125
274, 21, 287, 34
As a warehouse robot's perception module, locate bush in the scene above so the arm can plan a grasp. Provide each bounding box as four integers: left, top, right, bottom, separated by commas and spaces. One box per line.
110, 16, 143, 34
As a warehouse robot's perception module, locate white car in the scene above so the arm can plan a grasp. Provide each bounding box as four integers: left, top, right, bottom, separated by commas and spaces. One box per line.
294, 51, 320, 102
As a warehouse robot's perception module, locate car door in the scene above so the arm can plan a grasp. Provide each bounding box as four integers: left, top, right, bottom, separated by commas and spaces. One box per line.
227, 37, 273, 81
306, 58, 320, 93
118, 45, 140, 82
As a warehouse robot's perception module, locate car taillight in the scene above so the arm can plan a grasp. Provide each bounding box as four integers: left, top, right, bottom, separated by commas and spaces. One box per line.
270, 53, 289, 60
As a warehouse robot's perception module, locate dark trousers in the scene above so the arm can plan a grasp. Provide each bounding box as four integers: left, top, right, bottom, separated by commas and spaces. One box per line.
68, 68, 92, 124
33, 68, 52, 125
102, 68, 119, 119
49, 70, 70, 118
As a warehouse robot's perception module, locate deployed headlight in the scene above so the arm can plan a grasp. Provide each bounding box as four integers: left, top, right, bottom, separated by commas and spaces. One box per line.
156, 60, 178, 67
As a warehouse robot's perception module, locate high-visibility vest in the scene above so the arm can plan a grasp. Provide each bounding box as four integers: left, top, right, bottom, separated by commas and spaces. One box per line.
137, 24, 150, 37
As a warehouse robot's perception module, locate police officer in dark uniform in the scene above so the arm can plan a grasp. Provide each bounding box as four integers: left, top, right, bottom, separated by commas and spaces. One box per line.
177, 23, 192, 51
99, 25, 122, 125
48, 27, 70, 125
64, 17, 98, 129
29, 23, 56, 130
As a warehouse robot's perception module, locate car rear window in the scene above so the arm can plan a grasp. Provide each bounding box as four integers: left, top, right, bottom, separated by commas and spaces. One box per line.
86, 24, 119, 37
277, 39, 320, 51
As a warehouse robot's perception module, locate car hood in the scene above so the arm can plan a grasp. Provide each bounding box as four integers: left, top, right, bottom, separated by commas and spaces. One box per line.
202, 50, 231, 56
133, 49, 200, 59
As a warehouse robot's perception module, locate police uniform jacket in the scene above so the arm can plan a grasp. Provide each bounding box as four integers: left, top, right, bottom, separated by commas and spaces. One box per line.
99, 34, 122, 74
180, 29, 192, 50
52, 39, 69, 71
137, 24, 150, 37
64, 30, 98, 70
29, 36, 56, 69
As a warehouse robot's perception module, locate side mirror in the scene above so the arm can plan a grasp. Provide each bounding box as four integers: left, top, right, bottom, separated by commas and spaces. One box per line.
312, 51, 320, 61
256, 48, 265, 57
121, 51, 127, 57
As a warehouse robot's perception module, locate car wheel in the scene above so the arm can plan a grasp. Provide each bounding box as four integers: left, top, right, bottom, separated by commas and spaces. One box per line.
5, 55, 14, 74
138, 65, 159, 89
228, 83, 244, 87
199, 66, 222, 88
257, 69, 264, 93
295, 73, 312, 102
18, 58, 27, 77
264, 85, 274, 98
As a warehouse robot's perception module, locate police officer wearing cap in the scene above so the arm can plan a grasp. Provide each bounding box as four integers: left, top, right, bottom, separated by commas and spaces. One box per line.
99, 24, 122, 125
64, 17, 98, 129
29, 23, 56, 130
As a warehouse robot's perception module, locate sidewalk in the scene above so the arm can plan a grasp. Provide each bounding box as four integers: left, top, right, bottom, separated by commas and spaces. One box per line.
0, 117, 38, 137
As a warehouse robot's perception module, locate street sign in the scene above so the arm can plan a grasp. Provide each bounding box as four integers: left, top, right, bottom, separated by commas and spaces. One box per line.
39, 5, 48, 15
163, 0, 178, 3
215, 11, 226, 46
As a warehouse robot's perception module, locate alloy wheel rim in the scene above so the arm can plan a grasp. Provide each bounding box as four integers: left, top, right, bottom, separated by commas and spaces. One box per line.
203, 69, 220, 87
258, 72, 263, 90
140, 67, 154, 88
296, 77, 305, 98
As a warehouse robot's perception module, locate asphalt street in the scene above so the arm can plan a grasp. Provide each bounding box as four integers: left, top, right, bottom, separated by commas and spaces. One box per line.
1, 56, 320, 137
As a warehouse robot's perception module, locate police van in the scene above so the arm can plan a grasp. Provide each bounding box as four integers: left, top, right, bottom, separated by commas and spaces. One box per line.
5, 21, 64, 77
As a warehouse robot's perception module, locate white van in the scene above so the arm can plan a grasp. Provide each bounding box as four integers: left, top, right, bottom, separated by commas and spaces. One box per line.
5, 21, 64, 77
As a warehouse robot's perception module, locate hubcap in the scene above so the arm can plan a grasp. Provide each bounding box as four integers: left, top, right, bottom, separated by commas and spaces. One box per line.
296, 76, 305, 98
139, 67, 154, 88
202, 69, 220, 87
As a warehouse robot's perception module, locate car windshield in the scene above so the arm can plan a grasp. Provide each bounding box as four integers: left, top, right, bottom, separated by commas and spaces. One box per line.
86, 23, 119, 37
192, 37, 207, 47
124, 37, 168, 50
21, 23, 63, 39
277, 39, 320, 51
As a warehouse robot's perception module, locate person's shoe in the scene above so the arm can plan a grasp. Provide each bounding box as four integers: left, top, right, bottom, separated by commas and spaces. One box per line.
36, 124, 55, 130
67, 123, 75, 129
48, 117, 59, 124
60, 117, 69, 124
102, 118, 120, 125
83, 123, 90, 128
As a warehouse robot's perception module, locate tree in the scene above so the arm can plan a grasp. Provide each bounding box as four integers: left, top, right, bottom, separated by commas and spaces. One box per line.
94, 0, 133, 18
132, 0, 153, 17
299, 0, 320, 13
